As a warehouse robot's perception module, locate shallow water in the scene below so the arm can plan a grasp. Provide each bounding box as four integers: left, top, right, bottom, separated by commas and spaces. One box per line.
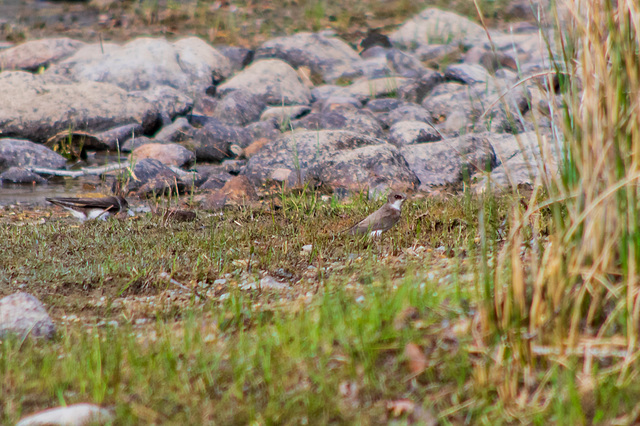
0, 152, 128, 206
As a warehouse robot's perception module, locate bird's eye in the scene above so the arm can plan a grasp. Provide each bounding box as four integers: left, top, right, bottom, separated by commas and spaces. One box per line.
395, 194, 403, 200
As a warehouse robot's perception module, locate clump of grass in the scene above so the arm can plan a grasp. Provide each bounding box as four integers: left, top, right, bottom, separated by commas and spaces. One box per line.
477, 0, 640, 420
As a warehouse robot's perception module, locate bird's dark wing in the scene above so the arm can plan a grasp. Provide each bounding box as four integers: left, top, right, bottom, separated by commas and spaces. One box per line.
46, 196, 121, 211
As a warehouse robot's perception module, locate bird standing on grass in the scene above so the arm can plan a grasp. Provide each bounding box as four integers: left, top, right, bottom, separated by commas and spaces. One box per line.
45, 196, 129, 222
348, 192, 407, 237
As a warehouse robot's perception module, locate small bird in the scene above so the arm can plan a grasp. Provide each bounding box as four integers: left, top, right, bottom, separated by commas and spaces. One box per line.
348, 192, 407, 237
46, 196, 129, 222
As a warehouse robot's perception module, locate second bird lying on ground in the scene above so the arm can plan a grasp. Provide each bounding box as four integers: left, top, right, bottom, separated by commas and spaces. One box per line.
347, 192, 407, 237
46, 196, 129, 221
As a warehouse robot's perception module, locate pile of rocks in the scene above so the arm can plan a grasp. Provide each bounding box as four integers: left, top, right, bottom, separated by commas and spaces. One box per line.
0, 6, 562, 204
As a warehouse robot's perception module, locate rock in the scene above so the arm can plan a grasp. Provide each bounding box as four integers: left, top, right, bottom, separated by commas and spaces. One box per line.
477, 131, 559, 191
390, 8, 486, 49
95, 123, 144, 151
255, 32, 363, 83
192, 94, 218, 116
378, 103, 432, 128
199, 171, 234, 190
306, 144, 419, 192
385, 48, 429, 78
291, 109, 383, 137
0, 138, 67, 170
396, 71, 444, 104
132, 143, 195, 167
154, 117, 196, 143
48, 37, 231, 93
503, 0, 550, 21
217, 59, 311, 105
343, 77, 412, 102
243, 119, 282, 146
400, 133, 498, 189
16, 403, 113, 426
240, 275, 289, 291
202, 175, 258, 209
243, 138, 273, 158
464, 46, 517, 73
191, 121, 242, 162
121, 136, 154, 152
421, 80, 530, 135
0, 292, 55, 339
243, 130, 386, 187
0, 167, 47, 184
216, 45, 254, 72
388, 121, 441, 146
129, 86, 194, 122
365, 98, 404, 113
0, 72, 160, 143
120, 158, 186, 195
0, 38, 84, 71
310, 85, 342, 103
260, 105, 311, 123
213, 89, 266, 126
414, 44, 462, 66
321, 96, 363, 113
445, 63, 491, 85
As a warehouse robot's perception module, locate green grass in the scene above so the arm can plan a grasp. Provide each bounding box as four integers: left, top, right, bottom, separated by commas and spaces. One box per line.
2, 190, 640, 423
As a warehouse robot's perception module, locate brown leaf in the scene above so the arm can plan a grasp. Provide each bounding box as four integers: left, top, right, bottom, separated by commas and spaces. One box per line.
404, 342, 427, 375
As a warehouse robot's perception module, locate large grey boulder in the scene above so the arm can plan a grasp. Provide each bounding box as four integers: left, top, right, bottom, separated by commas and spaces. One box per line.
390, 8, 486, 49
0, 292, 55, 340
0, 72, 160, 143
217, 59, 311, 105
48, 37, 231, 94
212, 89, 266, 126
0, 138, 67, 170
129, 85, 194, 122
255, 32, 364, 83
290, 109, 384, 137
400, 133, 497, 189
243, 130, 385, 186
120, 158, 188, 196
0, 38, 84, 71
306, 144, 419, 192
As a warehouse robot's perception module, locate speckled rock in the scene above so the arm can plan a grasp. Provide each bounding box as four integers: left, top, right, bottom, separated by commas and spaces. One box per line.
95, 123, 144, 151
255, 32, 364, 83
378, 103, 432, 128
0, 38, 84, 71
290, 109, 383, 137
260, 105, 311, 123
120, 158, 186, 195
243, 130, 386, 187
0, 292, 55, 339
216, 45, 254, 72
390, 8, 486, 49
132, 143, 195, 167
445, 63, 491, 85
153, 117, 195, 143
212, 89, 266, 126
0, 72, 160, 143
0, 138, 67, 170
217, 59, 311, 105
388, 121, 441, 146
129, 85, 194, 122
400, 133, 498, 189
48, 37, 231, 93
0, 166, 47, 184
306, 143, 419, 193
191, 120, 245, 162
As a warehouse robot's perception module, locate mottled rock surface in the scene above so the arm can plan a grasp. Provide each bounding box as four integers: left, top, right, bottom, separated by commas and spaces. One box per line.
0, 292, 55, 339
